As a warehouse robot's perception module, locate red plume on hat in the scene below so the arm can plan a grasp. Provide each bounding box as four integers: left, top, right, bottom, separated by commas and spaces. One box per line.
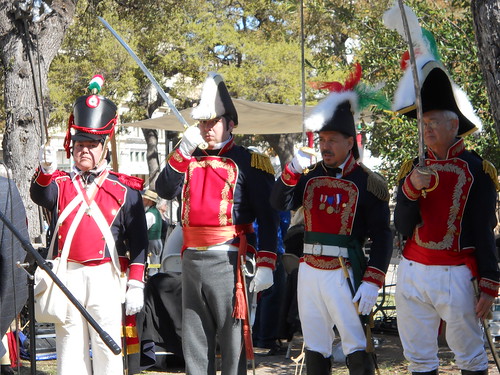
309, 62, 362, 93
306, 63, 389, 158
63, 75, 118, 158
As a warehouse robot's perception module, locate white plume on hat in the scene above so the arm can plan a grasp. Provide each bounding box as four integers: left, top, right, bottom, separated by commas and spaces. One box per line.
384, 1, 482, 134
448, 82, 482, 133
383, 2, 426, 52
384, 2, 437, 113
304, 91, 359, 132
192, 72, 227, 120
391, 56, 433, 113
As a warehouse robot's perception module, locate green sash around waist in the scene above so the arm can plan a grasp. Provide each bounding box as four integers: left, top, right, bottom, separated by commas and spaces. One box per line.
304, 231, 366, 289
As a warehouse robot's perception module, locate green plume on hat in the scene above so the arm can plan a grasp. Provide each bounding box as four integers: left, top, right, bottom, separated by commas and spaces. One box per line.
88, 74, 104, 95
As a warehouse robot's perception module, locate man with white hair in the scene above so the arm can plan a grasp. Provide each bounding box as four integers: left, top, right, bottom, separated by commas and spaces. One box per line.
390, 22, 500, 375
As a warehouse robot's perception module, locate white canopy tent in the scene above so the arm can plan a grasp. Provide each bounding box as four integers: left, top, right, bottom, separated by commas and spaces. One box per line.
120, 99, 311, 135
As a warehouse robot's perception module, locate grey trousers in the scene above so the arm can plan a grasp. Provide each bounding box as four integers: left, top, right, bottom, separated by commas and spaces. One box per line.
182, 249, 248, 375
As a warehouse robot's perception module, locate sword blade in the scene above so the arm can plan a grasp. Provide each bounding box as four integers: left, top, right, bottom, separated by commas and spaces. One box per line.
249, 292, 258, 327
98, 16, 189, 128
396, 0, 426, 167
472, 278, 500, 372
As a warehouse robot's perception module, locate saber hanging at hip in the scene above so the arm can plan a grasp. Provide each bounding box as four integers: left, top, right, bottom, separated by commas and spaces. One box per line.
472, 278, 500, 372
338, 256, 381, 375
98, 17, 207, 149
396, 0, 424, 167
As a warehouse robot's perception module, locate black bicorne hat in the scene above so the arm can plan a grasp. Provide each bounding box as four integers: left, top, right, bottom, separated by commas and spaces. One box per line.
392, 60, 481, 137
304, 63, 389, 160
305, 95, 359, 160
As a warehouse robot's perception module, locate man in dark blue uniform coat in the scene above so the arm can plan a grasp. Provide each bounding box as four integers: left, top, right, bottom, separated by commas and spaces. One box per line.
156, 72, 279, 375
271, 65, 393, 375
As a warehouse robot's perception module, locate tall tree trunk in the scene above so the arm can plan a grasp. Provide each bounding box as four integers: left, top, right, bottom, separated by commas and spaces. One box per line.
263, 133, 299, 171
141, 127, 160, 188
471, 0, 500, 143
141, 90, 163, 189
0, 1, 77, 241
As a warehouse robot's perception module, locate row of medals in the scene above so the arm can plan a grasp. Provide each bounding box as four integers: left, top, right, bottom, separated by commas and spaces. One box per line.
319, 201, 345, 214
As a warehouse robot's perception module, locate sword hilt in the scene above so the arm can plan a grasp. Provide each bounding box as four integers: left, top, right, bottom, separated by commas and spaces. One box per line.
416, 166, 439, 198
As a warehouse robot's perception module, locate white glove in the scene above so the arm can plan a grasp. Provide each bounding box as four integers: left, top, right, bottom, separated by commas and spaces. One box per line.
125, 280, 144, 316
179, 125, 205, 158
249, 267, 273, 293
352, 282, 379, 315
38, 143, 57, 174
289, 147, 314, 174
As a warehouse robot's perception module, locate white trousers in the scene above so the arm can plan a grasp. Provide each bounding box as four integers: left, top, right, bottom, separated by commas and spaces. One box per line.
297, 262, 366, 357
395, 257, 488, 372
55, 262, 123, 375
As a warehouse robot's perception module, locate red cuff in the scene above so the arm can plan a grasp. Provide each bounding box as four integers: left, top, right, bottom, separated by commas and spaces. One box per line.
362, 266, 385, 289
167, 149, 191, 173
128, 263, 146, 283
33, 167, 54, 187
119, 256, 129, 273
281, 163, 301, 186
479, 278, 499, 298
256, 251, 277, 270
402, 174, 421, 201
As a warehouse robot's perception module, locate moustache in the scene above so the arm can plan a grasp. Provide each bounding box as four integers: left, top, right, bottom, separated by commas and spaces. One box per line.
321, 151, 334, 156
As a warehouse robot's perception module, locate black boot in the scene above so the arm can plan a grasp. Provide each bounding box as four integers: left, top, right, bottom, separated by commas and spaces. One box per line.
0, 365, 14, 375
346, 350, 375, 375
305, 349, 331, 375
461, 370, 488, 375
412, 371, 438, 375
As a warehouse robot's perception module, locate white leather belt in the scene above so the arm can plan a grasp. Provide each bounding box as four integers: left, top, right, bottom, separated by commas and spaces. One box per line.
303, 243, 348, 258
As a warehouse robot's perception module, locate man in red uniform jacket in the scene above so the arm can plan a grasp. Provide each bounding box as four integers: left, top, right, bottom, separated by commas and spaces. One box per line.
30, 75, 148, 375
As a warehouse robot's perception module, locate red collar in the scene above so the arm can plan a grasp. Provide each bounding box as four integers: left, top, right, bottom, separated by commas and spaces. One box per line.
428, 138, 465, 160
201, 136, 235, 156
342, 153, 358, 176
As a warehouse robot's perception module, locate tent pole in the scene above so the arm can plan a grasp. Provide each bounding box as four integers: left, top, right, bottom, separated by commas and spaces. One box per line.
300, 0, 306, 145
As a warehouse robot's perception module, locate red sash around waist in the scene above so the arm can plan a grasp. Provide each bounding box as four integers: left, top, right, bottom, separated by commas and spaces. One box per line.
404, 239, 478, 277
183, 224, 254, 249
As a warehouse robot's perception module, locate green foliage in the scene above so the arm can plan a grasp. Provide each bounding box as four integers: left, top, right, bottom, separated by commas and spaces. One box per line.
48, 0, 138, 129
349, 0, 499, 187
45, 0, 498, 187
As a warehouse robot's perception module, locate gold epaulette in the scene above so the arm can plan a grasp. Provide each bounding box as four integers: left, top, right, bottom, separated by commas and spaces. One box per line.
483, 160, 500, 191
251, 152, 275, 175
360, 163, 390, 202
396, 159, 414, 182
